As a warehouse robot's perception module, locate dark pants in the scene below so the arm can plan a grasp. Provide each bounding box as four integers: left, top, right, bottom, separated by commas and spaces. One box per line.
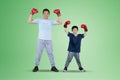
65, 52, 82, 68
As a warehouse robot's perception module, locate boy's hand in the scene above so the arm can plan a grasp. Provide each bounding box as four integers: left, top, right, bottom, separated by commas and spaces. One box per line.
80, 24, 88, 37
81, 24, 88, 32
64, 20, 71, 28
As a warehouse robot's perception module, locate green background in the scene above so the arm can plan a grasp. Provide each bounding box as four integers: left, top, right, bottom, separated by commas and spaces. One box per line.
0, 0, 120, 80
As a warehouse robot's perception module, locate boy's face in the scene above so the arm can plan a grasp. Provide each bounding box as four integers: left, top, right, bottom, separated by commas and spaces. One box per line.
43, 11, 50, 19
72, 28, 78, 34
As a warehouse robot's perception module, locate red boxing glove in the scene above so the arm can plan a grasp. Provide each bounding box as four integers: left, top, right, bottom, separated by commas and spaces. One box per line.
31, 8, 38, 15
81, 24, 88, 32
53, 9, 61, 17
64, 20, 71, 28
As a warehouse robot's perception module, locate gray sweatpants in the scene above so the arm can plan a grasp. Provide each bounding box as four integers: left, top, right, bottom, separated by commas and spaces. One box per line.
35, 39, 55, 67
65, 52, 82, 68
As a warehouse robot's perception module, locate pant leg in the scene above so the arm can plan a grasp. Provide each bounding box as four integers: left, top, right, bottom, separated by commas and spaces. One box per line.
65, 52, 74, 67
74, 53, 82, 67
35, 39, 45, 66
44, 40, 55, 67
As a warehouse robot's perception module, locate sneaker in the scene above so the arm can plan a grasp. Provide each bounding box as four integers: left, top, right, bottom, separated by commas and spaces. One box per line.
63, 67, 67, 72
32, 66, 39, 72
79, 67, 86, 72
51, 66, 59, 72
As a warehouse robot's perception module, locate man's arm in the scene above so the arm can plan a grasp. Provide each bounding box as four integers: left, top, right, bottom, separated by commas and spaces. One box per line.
28, 8, 38, 24
53, 9, 62, 25
28, 14, 35, 24
56, 16, 62, 25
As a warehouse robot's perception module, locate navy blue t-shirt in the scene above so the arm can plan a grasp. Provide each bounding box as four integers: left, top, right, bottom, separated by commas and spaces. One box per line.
67, 32, 84, 53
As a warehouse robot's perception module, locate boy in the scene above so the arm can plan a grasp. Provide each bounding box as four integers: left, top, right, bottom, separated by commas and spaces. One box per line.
63, 21, 88, 72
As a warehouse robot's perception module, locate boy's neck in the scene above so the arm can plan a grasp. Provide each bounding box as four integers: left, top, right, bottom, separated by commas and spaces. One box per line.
73, 33, 78, 36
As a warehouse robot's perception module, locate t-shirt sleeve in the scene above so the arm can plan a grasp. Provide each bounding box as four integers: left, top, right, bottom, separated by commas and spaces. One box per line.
80, 34, 84, 38
68, 32, 72, 37
51, 20, 57, 25
34, 19, 40, 24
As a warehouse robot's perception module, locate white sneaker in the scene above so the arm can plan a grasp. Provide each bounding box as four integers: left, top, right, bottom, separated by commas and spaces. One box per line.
63, 69, 67, 72
80, 69, 86, 72
63, 67, 67, 72
79, 67, 86, 72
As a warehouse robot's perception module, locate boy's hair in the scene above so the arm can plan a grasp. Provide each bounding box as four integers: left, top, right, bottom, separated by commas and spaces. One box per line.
42, 8, 50, 14
71, 26, 78, 31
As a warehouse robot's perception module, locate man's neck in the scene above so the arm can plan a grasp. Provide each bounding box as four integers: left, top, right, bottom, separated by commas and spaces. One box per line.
43, 17, 48, 20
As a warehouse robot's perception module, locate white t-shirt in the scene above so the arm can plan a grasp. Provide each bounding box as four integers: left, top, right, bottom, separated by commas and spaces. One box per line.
34, 18, 57, 40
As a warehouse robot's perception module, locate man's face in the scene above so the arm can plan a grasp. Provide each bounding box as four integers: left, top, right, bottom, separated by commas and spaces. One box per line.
72, 28, 78, 34
43, 11, 50, 19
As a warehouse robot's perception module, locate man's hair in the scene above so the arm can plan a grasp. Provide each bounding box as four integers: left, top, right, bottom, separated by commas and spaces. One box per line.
71, 26, 78, 31
42, 8, 50, 14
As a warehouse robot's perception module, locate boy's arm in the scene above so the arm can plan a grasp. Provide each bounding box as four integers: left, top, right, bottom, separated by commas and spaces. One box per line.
80, 24, 88, 37
84, 31, 87, 37
64, 28, 68, 34
63, 20, 71, 34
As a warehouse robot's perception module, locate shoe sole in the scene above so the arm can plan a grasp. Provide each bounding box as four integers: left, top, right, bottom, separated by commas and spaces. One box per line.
33, 70, 38, 72
51, 70, 59, 72
80, 70, 86, 72
32, 69, 39, 72
63, 70, 67, 72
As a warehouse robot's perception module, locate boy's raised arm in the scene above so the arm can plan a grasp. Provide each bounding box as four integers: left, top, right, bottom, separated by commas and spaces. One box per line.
63, 20, 71, 34
84, 32, 87, 37
80, 24, 88, 37
64, 28, 68, 34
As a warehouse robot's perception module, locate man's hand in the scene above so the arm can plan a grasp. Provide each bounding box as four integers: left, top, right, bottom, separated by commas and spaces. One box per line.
53, 9, 62, 25
31, 8, 38, 15
53, 9, 61, 17
28, 8, 38, 24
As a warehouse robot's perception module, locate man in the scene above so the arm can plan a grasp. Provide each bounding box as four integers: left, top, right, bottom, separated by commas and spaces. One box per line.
28, 8, 62, 72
